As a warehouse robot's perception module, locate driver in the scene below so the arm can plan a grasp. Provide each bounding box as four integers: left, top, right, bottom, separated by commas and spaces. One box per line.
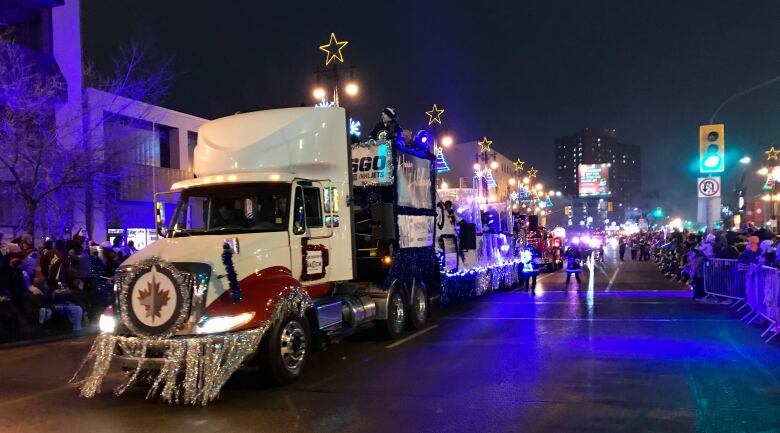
212, 201, 243, 227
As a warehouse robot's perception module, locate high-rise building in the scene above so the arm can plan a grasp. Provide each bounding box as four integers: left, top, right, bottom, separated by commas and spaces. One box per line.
554, 128, 641, 222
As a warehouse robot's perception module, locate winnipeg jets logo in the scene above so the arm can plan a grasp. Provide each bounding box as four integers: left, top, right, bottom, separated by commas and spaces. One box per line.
130, 265, 179, 329
136, 271, 170, 323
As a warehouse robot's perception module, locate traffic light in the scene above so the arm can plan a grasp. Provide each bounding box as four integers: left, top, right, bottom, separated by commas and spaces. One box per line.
699, 124, 725, 173
564, 206, 572, 217
607, 202, 613, 212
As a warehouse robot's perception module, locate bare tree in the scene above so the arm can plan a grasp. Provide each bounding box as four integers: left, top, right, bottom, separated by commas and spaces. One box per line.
0, 36, 170, 240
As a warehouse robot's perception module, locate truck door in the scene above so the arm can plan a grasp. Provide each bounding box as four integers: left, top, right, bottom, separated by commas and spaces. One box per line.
290, 180, 333, 297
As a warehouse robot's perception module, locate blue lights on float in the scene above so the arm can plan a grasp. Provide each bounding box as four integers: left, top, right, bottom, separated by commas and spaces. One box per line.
439, 258, 523, 304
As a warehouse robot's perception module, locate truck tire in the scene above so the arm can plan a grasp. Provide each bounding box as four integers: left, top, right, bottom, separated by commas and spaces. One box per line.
260, 314, 311, 385
382, 287, 407, 339
409, 282, 429, 330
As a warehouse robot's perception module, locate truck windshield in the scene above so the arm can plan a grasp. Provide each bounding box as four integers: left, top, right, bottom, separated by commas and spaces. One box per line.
167, 182, 291, 236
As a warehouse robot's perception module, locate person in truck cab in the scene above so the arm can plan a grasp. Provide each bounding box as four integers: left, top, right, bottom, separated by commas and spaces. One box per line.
212, 201, 248, 228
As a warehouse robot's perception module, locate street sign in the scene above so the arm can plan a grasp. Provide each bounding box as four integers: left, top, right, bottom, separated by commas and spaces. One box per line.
697, 176, 721, 198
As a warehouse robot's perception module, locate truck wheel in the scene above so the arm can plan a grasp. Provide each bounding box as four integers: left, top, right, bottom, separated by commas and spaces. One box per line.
260, 314, 311, 385
383, 288, 406, 339
409, 282, 428, 330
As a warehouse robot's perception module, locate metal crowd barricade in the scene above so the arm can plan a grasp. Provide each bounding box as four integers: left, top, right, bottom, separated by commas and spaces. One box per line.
703, 259, 748, 302
704, 259, 780, 343
744, 265, 780, 342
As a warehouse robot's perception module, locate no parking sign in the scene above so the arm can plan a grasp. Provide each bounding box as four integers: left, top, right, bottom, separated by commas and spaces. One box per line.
697, 177, 721, 198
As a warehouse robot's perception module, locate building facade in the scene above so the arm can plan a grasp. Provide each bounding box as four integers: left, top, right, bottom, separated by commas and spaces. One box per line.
0, 0, 207, 243
554, 128, 641, 225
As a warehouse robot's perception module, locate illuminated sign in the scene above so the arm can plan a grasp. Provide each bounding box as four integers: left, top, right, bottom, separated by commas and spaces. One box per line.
578, 163, 611, 197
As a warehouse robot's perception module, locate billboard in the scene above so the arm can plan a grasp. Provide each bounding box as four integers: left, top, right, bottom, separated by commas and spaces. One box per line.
578, 163, 611, 197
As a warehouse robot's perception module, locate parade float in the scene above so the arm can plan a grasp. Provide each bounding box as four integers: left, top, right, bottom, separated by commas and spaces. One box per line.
73, 106, 524, 405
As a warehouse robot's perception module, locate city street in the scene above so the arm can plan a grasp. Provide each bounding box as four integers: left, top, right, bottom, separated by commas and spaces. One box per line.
2, 252, 779, 433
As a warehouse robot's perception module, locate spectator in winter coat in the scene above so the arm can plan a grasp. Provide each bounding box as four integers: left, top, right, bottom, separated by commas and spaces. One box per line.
758, 240, 776, 267
738, 236, 761, 264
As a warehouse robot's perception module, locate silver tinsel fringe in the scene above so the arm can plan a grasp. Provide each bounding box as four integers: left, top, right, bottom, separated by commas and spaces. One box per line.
72, 287, 311, 405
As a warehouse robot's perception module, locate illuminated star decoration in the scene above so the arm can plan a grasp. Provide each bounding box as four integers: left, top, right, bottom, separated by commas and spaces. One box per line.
766, 147, 780, 160
478, 137, 493, 153
514, 158, 525, 171
137, 271, 170, 323
319, 32, 348, 66
349, 118, 361, 137
527, 167, 538, 178
425, 103, 445, 126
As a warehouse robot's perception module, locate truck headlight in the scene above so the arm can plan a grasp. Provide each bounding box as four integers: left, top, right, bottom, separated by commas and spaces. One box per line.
99, 313, 116, 333
196, 312, 255, 334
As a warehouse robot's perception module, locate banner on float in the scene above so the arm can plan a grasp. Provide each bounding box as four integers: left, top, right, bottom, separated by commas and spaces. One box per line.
441, 236, 458, 272
397, 153, 432, 209
351, 140, 393, 186
398, 215, 434, 248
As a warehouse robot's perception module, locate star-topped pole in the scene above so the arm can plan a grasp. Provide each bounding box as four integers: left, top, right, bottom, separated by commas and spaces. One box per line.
514, 158, 525, 172
478, 137, 493, 153
426, 104, 445, 126
319, 33, 349, 66
527, 167, 538, 178
766, 147, 780, 161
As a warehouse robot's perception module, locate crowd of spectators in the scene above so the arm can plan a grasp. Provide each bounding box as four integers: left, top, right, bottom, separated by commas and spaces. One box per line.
0, 231, 136, 343
651, 222, 778, 301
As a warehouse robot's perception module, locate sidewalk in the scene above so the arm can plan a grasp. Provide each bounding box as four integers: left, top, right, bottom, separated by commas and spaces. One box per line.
0, 324, 97, 350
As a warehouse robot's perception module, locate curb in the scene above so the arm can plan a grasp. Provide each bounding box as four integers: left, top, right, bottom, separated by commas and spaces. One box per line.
0, 328, 97, 351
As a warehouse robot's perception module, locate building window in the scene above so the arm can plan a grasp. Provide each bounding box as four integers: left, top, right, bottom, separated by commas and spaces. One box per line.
104, 113, 173, 168
187, 131, 198, 172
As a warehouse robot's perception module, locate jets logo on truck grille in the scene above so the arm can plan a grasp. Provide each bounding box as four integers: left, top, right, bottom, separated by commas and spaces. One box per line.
119, 258, 190, 336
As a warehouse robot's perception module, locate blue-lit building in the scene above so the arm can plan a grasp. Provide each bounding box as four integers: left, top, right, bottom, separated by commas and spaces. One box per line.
0, 0, 207, 244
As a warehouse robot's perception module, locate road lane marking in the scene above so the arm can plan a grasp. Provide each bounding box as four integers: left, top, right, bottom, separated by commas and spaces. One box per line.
605, 264, 621, 292
385, 324, 439, 349
442, 316, 733, 323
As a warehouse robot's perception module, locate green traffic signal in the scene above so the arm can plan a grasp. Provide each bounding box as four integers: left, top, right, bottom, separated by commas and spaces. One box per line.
699, 124, 725, 173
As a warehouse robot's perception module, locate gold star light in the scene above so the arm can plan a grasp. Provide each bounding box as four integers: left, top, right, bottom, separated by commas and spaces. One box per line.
527, 167, 538, 178
319, 33, 348, 65
425, 104, 445, 126
766, 147, 780, 160
513, 158, 525, 171
478, 137, 493, 153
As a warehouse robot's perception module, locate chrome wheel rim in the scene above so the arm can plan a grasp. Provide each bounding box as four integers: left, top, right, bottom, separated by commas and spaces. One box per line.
413, 289, 427, 323
389, 292, 405, 333
280, 320, 306, 373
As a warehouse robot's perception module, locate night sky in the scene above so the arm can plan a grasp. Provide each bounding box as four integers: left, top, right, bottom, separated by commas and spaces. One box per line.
81, 0, 780, 218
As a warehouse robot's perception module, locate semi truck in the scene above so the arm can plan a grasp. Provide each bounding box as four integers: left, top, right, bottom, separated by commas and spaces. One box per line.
75, 107, 520, 405
75, 107, 446, 404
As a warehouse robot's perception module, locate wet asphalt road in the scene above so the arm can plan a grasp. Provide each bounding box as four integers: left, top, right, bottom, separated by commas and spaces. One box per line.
2, 251, 780, 433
